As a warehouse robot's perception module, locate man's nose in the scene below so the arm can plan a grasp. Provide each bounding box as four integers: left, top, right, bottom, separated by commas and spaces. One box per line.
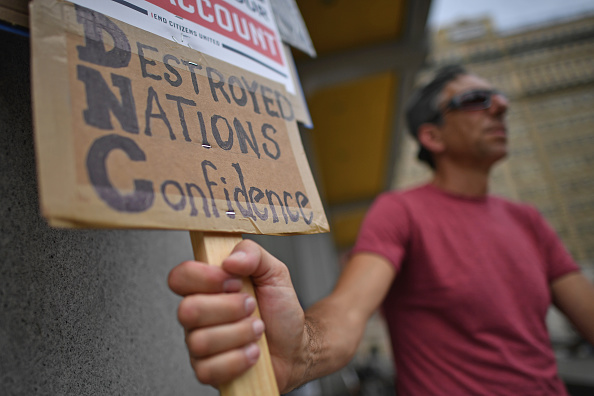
490, 93, 508, 115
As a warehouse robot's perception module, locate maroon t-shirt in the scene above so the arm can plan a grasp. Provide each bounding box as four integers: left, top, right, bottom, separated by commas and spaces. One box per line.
352, 184, 579, 396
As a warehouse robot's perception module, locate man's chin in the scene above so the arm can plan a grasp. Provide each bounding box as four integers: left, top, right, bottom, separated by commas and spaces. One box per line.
489, 148, 508, 165
497, 154, 507, 163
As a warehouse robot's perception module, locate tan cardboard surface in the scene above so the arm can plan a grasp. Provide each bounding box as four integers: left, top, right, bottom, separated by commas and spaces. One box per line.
30, 0, 328, 234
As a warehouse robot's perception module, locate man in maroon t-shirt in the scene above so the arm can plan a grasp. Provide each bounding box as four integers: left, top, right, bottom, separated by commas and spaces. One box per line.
168, 66, 594, 395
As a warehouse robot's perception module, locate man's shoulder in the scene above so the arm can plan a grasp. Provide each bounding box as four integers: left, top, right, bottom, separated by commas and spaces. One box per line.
489, 194, 537, 213
488, 194, 543, 226
369, 185, 421, 211
366, 185, 428, 217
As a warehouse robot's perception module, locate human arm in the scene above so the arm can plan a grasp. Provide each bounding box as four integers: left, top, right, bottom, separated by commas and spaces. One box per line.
551, 271, 594, 346
167, 241, 396, 393
299, 251, 397, 386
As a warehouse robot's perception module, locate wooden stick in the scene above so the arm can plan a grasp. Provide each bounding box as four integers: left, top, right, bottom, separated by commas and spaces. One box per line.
189, 231, 279, 396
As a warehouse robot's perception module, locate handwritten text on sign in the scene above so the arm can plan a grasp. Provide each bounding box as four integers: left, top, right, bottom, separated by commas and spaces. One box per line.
32, 2, 327, 234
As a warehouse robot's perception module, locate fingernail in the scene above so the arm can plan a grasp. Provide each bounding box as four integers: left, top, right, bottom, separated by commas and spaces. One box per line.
223, 278, 242, 292
244, 296, 256, 314
252, 319, 264, 337
245, 343, 260, 364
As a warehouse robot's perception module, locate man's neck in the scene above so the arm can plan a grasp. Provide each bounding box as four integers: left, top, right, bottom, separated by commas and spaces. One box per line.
431, 163, 491, 198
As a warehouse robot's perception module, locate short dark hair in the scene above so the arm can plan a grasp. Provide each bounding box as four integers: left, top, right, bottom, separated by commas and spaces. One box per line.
405, 65, 468, 169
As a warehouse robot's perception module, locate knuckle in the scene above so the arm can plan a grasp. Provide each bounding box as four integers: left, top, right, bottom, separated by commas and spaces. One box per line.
187, 331, 210, 357
241, 239, 259, 249
176, 260, 196, 277
194, 363, 216, 385
167, 263, 185, 291
177, 298, 199, 327
274, 261, 291, 279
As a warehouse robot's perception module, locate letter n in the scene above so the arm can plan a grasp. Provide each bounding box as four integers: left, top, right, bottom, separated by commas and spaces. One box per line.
77, 65, 139, 133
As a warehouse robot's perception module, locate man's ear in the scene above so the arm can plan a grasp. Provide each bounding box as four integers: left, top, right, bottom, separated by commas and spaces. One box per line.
417, 123, 445, 154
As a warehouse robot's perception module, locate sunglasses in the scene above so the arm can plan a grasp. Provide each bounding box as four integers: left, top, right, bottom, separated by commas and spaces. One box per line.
442, 89, 506, 113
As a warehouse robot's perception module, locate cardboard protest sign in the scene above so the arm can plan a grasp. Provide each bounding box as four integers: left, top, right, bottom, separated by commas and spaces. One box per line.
30, 0, 328, 235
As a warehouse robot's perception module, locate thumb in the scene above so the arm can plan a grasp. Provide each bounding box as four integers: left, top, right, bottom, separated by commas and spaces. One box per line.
222, 240, 292, 288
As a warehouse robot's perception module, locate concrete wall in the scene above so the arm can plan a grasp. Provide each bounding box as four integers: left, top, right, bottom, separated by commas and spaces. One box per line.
0, 29, 216, 396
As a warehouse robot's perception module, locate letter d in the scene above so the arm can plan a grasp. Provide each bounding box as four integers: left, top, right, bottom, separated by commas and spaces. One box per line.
75, 5, 131, 68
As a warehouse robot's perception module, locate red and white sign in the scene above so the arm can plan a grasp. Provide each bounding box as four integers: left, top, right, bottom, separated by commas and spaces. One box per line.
147, 0, 283, 65
69, 0, 294, 93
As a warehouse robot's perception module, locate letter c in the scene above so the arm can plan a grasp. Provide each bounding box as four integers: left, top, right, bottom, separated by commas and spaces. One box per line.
86, 134, 154, 213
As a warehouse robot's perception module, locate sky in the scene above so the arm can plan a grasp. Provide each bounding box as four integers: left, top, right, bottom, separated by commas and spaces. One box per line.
428, 0, 594, 32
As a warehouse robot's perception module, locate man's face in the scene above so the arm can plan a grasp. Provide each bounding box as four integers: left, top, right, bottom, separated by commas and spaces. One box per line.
435, 74, 509, 168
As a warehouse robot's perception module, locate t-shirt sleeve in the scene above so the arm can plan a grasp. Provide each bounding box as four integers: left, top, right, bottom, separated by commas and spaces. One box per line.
526, 206, 580, 282
351, 193, 410, 271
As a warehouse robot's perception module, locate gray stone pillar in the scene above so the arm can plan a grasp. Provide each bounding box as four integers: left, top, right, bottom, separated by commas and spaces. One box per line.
0, 29, 215, 396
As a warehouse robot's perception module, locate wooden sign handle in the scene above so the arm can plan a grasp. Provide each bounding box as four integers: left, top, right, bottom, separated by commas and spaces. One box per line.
189, 231, 279, 396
